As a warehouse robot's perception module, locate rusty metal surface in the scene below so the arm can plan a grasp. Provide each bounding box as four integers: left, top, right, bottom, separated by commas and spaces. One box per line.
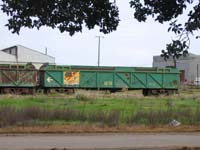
0, 64, 38, 87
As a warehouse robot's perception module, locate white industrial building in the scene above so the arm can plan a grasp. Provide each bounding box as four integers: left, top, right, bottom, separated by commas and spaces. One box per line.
0, 45, 55, 68
153, 53, 200, 84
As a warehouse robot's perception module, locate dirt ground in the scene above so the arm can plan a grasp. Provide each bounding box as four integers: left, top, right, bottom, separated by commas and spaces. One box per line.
0, 125, 200, 134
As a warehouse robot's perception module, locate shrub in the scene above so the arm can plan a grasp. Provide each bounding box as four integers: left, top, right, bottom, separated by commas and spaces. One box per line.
0, 106, 18, 127
0, 105, 200, 128
88, 110, 121, 126
75, 94, 91, 102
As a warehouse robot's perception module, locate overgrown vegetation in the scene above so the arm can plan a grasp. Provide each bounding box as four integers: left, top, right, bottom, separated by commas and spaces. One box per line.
1, 105, 200, 128
1, 91, 200, 128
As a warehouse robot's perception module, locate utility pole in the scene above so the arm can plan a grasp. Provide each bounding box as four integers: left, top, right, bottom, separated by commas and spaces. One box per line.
197, 64, 199, 80
197, 64, 199, 87
45, 47, 48, 55
95, 36, 104, 67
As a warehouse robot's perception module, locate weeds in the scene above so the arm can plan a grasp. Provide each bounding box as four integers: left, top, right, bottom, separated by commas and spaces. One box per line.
1, 105, 200, 128
87, 110, 120, 126
0, 106, 120, 127
75, 94, 92, 102
126, 107, 200, 125
1, 93, 200, 128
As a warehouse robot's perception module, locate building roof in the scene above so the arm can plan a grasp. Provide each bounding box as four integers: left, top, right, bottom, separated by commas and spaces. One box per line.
0, 45, 55, 66
1, 45, 55, 59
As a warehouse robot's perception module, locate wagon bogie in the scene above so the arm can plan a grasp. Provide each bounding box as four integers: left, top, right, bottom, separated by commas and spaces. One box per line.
142, 89, 178, 96
43, 88, 75, 94
0, 87, 36, 95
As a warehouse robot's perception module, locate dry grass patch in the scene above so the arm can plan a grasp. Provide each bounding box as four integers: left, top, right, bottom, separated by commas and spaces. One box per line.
0, 125, 200, 134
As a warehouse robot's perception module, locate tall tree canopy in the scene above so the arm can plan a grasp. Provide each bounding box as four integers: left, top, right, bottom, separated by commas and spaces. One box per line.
1, 0, 119, 35
1, 0, 199, 65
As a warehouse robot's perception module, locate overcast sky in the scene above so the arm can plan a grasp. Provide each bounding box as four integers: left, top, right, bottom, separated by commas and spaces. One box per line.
0, 1, 199, 67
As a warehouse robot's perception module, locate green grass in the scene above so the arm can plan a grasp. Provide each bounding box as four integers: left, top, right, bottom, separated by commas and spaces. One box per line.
1, 92, 200, 127
0, 94, 200, 113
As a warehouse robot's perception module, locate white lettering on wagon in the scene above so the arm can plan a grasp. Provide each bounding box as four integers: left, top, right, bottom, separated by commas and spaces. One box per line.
47, 77, 53, 83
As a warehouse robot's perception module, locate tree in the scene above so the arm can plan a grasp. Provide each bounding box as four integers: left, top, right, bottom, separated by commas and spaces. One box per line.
130, 0, 200, 67
1, 0, 119, 36
160, 40, 189, 68
1, 0, 200, 61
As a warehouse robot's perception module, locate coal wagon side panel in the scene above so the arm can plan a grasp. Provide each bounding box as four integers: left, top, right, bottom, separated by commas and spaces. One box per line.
80, 71, 132, 89
44, 71, 64, 87
43, 71, 80, 88
146, 73, 163, 89
63, 71, 80, 86
158, 68, 180, 89
130, 72, 166, 89
0, 64, 38, 94
131, 73, 147, 89
130, 68, 179, 90
80, 71, 96, 88
0, 64, 38, 87
80, 71, 114, 88
163, 73, 179, 89
40, 65, 179, 93
98, 72, 113, 88
0, 69, 17, 87
79, 68, 179, 90
115, 72, 131, 88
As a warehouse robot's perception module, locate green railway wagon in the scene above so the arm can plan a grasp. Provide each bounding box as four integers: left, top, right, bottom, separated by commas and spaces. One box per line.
0, 63, 38, 94
40, 65, 180, 96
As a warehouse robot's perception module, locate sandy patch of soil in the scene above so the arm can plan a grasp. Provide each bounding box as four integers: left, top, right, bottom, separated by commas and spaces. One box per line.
0, 125, 200, 134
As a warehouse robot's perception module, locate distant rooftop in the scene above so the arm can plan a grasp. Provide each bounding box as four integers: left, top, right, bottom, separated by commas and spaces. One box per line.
0, 45, 55, 66
1, 45, 55, 59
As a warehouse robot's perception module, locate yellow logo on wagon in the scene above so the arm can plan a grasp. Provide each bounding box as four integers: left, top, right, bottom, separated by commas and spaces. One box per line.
64, 72, 80, 85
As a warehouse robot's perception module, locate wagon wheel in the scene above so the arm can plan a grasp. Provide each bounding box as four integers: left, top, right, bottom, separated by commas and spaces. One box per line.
9, 88, 17, 94
142, 89, 148, 96
65, 89, 75, 94
28, 88, 35, 95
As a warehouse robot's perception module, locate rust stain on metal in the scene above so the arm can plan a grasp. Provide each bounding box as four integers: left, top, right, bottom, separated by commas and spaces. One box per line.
64, 72, 80, 85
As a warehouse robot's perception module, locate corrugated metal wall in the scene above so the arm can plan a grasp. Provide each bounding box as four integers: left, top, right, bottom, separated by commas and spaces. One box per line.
153, 54, 200, 83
